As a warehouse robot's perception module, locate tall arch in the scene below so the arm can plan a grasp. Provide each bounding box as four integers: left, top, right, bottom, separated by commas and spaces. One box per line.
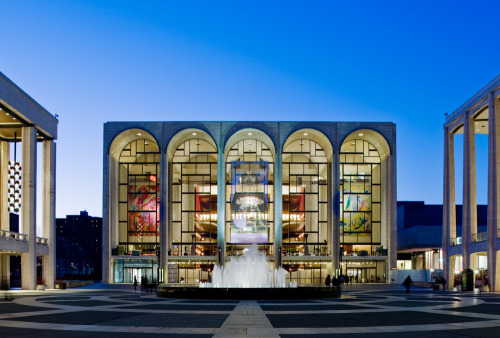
224, 128, 275, 256
166, 129, 218, 283
282, 129, 333, 284
339, 129, 392, 283
108, 128, 161, 283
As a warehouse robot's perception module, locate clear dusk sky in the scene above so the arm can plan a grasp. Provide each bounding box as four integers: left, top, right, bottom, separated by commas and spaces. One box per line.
1, 0, 499, 219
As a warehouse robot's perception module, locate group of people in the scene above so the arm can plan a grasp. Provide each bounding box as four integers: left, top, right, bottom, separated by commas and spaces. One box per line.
325, 274, 351, 286
133, 275, 154, 293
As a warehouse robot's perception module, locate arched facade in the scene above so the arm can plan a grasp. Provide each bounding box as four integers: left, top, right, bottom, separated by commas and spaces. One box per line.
281, 129, 332, 284
224, 129, 275, 257
106, 128, 161, 283
103, 122, 396, 285
167, 129, 218, 283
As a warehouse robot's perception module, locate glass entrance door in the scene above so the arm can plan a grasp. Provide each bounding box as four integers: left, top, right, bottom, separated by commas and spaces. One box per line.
346, 267, 377, 283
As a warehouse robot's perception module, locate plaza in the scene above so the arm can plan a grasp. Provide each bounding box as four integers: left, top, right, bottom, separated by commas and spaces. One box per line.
1, 284, 500, 337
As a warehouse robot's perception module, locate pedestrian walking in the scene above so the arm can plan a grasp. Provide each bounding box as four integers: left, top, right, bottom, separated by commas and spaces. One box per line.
403, 275, 412, 293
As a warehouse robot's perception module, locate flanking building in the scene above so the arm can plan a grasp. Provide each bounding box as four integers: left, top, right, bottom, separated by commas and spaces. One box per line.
103, 122, 396, 285
443, 74, 500, 291
56, 211, 102, 280
0, 72, 58, 290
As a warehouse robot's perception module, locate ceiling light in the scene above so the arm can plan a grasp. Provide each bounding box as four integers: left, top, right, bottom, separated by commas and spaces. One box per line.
192, 132, 197, 136
137, 133, 142, 136
358, 133, 363, 136
303, 133, 308, 136
248, 132, 252, 136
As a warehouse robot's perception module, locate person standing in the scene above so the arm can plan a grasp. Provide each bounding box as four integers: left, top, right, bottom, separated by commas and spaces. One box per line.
325, 274, 331, 286
133, 276, 138, 291
403, 275, 412, 293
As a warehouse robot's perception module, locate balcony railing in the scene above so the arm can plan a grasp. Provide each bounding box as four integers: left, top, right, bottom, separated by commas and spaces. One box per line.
472, 232, 487, 243
36, 237, 48, 245
0, 229, 27, 241
450, 236, 462, 246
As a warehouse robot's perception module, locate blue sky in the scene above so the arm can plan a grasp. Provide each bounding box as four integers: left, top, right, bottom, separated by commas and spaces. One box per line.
1, 0, 499, 218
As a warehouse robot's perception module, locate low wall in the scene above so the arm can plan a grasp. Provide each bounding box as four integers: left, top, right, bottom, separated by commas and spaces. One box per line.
396, 270, 432, 284
158, 285, 341, 300
55, 280, 93, 289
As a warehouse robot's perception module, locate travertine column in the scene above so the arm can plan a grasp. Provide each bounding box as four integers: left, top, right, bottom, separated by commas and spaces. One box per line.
331, 158, 340, 275
159, 151, 168, 283
389, 132, 398, 274
21, 126, 36, 290
0, 254, 10, 290
443, 127, 455, 288
274, 130, 283, 270
42, 140, 56, 288
463, 113, 476, 269
487, 92, 499, 291
216, 126, 226, 265
0, 141, 9, 230
102, 155, 109, 283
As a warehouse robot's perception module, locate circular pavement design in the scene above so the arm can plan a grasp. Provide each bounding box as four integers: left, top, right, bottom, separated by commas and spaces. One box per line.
0, 287, 500, 337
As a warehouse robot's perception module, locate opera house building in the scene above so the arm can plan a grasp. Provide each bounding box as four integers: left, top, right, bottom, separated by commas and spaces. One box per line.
102, 121, 396, 285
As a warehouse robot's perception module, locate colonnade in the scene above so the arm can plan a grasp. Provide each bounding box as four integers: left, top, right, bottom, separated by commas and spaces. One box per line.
443, 77, 500, 291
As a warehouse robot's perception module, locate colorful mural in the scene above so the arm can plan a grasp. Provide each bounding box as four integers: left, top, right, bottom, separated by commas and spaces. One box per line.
128, 184, 159, 236
341, 212, 371, 233
344, 194, 371, 212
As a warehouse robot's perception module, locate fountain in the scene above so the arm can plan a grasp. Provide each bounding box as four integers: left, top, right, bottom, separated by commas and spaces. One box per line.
200, 245, 295, 288
157, 245, 340, 299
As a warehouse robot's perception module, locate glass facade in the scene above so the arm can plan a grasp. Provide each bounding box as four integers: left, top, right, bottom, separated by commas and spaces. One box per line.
226, 139, 274, 256
282, 138, 329, 284
118, 139, 160, 256
171, 138, 218, 257
340, 139, 385, 283
282, 139, 328, 255
340, 139, 381, 254
105, 123, 395, 285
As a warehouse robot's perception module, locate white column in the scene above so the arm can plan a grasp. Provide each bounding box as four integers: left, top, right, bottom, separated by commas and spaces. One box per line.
274, 133, 283, 270
0, 141, 9, 230
487, 92, 499, 291
216, 127, 226, 265
21, 126, 36, 290
1, 254, 10, 289
331, 158, 340, 275
42, 140, 56, 288
443, 127, 455, 287
101, 154, 111, 283
389, 150, 398, 272
159, 152, 168, 283
463, 113, 476, 269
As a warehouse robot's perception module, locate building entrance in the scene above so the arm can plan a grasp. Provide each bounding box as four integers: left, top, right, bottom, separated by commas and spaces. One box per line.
346, 267, 382, 283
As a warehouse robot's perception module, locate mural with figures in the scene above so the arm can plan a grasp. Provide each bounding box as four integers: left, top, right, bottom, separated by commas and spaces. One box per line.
128, 185, 159, 236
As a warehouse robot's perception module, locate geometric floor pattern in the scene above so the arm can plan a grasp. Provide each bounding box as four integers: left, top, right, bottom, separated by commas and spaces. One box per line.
1, 285, 500, 337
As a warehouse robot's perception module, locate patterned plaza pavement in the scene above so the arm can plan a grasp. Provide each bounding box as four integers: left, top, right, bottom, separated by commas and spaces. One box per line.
1, 284, 500, 337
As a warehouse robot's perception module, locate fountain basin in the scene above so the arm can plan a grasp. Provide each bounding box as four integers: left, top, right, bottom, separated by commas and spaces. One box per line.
157, 284, 341, 300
